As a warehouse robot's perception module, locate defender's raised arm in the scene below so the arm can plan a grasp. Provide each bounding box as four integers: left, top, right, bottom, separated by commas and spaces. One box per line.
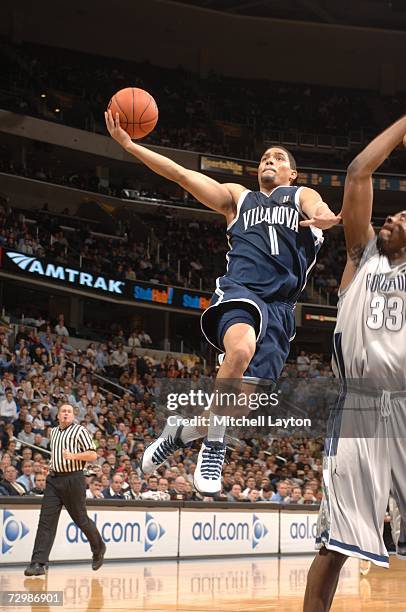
340, 115, 406, 289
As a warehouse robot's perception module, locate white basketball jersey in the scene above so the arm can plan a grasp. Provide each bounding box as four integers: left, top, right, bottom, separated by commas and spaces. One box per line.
333, 237, 406, 387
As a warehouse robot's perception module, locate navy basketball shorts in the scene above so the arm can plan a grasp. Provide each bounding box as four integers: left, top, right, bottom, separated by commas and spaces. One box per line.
200, 278, 295, 384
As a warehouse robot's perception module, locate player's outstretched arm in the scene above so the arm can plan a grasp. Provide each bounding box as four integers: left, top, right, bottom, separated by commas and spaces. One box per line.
340, 115, 406, 289
298, 187, 341, 229
105, 110, 244, 223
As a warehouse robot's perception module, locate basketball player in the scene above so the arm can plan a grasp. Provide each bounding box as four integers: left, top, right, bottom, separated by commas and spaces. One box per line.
105, 110, 340, 495
304, 116, 406, 611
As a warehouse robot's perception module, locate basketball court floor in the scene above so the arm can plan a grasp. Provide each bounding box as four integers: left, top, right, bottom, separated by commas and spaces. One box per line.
1, 555, 405, 611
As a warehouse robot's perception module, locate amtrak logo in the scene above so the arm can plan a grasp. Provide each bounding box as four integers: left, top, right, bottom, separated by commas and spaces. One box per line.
144, 513, 165, 552
6, 252, 125, 294
2, 510, 29, 553
252, 514, 269, 549
6, 253, 37, 270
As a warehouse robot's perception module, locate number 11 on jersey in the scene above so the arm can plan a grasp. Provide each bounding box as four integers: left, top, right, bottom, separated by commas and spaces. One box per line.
268, 226, 280, 255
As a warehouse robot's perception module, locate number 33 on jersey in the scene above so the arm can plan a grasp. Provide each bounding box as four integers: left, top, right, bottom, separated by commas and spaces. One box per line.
333, 237, 406, 383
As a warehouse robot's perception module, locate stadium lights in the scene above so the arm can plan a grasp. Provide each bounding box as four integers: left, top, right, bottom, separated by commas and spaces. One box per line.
54, 108, 60, 113
40, 93, 46, 98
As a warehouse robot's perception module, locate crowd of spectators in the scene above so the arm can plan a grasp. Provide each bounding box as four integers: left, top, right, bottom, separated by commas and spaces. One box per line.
0, 153, 182, 205
0, 196, 346, 303
0, 317, 333, 503
312, 228, 347, 304
0, 197, 227, 292
0, 156, 122, 199
1, 39, 406, 169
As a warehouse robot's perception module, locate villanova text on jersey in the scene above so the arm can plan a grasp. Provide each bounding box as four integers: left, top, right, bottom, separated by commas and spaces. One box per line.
224, 186, 323, 303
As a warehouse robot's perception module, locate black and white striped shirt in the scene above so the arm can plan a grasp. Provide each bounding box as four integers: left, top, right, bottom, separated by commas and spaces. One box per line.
50, 423, 95, 473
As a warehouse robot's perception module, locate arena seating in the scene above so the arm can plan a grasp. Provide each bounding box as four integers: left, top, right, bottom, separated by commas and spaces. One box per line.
1, 39, 405, 169
0, 318, 328, 502
0, 195, 346, 303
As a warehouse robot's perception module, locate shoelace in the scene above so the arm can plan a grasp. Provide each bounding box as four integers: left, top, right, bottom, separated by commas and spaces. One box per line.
200, 444, 226, 480
152, 435, 180, 464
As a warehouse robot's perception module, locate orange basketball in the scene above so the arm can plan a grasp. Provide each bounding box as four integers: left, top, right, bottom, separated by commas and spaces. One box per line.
107, 87, 158, 139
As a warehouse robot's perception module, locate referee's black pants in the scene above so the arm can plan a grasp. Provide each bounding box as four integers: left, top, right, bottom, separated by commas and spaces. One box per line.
31, 471, 103, 564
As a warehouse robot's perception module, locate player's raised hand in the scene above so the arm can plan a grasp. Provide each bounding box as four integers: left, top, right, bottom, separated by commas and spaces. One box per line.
104, 110, 132, 148
300, 210, 342, 230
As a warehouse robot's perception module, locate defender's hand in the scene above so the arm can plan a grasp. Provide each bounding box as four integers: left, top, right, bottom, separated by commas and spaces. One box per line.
104, 110, 132, 148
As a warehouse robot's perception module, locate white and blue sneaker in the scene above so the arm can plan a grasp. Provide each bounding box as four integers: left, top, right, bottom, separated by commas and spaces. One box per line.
142, 421, 185, 474
194, 438, 226, 496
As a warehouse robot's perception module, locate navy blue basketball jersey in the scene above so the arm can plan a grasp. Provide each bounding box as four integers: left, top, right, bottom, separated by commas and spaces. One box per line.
222, 186, 323, 303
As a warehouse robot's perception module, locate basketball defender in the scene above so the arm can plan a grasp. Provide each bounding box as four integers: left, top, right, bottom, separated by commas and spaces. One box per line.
105, 110, 340, 495
304, 116, 406, 611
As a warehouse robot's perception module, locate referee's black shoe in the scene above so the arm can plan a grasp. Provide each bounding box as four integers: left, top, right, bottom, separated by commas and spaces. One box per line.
92, 543, 106, 571
24, 563, 47, 576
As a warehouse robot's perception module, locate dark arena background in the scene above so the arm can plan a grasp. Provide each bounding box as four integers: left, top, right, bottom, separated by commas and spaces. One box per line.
0, 1, 405, 610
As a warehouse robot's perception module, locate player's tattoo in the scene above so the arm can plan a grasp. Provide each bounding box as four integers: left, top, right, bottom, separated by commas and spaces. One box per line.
348, 243, 365, 267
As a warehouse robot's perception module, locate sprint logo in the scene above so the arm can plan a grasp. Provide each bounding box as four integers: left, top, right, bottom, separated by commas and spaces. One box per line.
6, 252, 125, 294
2, 510, 29, 554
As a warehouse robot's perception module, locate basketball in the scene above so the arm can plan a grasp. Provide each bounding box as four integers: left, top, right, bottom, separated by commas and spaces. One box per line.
107, 87, 158, 139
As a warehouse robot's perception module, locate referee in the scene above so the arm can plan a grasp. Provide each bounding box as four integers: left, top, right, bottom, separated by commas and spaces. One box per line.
24, 404, 106, 576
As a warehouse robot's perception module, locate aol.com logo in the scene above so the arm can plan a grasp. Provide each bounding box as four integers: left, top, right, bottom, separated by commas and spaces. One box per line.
2, 510, 29, 553
191, 513, 269, 550
145, 513, 165, 552
66, 512, 165, 552
252, 514, 268, 549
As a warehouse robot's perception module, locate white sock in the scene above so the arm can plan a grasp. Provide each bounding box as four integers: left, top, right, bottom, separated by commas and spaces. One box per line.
164, 415, 202, 444
207, 411, 226, 443
180, 425, 202, 444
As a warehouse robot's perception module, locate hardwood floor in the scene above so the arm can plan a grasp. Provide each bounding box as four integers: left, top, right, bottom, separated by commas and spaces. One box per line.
1, 555, 404, 611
